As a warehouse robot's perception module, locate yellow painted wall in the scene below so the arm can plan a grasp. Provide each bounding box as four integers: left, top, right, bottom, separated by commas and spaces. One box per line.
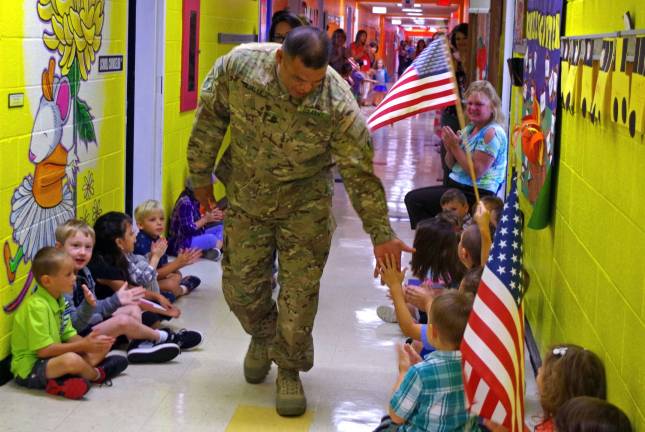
520, 0, 644, 427
0, 0, 127, 365
161, 0, 259, 213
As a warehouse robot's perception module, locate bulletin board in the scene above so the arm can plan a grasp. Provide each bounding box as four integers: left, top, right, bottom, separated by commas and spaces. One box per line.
519, 0, 562, 229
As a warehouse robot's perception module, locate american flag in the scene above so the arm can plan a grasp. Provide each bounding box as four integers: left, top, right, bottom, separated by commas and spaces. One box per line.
460, 174, 526, 431
367, 37, 459, 131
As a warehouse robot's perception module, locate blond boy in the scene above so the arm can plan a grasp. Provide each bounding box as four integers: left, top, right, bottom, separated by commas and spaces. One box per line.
11, 247, 126, 399
134, 200, 201, 298
55, 220, 180, 363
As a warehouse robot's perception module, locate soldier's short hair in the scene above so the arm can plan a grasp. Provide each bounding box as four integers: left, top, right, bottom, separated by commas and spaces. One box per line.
283, 26, 330, 69
134, 199, 164, 223
32, 247, 71, 285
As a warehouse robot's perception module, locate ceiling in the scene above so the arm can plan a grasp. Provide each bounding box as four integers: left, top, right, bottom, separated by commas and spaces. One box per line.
358, 1, 458, 27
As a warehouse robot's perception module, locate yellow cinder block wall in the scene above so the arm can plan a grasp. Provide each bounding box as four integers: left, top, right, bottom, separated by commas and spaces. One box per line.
162, 0, 258, 213
0, 1, 127, 370
521, 0, 644, 427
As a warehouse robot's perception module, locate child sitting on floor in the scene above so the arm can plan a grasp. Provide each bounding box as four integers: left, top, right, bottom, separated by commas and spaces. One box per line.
134, 200, 202, 299
56, 219, 181, 364
440, 188, 472, 227
167, 180, 224, 261
484, 344, 607, 432
11, 247, 126, 399
89, 212, 204, 351
555, 396, 632, 432
378, 212, 465, 326
377, 255, 477, 431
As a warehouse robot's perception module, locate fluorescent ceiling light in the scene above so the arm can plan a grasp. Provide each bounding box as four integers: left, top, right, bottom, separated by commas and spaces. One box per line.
406, 12, 423, 16
396, 3, 402, 6
372, 6, 387, 13
401, 8, 419, 12
389, 16, 446, 20
414, 4, 422, 7
391, 19, 402, 24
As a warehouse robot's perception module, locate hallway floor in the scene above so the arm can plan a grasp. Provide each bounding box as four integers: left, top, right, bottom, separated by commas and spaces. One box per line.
0, 111, 538, 431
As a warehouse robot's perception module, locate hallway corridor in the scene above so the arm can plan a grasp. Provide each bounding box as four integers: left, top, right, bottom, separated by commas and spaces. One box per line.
0, 112, 450, 431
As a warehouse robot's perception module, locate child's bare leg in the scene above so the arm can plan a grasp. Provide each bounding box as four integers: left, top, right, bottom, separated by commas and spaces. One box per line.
112, 304, 142, 322
45, 352, 99, 381
92, 314, 160, 342
159, 275, 183, 297
82, 344, 110, 367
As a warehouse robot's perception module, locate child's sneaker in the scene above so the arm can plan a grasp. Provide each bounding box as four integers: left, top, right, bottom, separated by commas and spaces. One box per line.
94, 355, 129, 384
127, 339, 181, 363
164, 328, 204, 350
180, 275, 201, 293
45, 377, 90, 399
376, 305, 398, 323
204, 248, 222, 262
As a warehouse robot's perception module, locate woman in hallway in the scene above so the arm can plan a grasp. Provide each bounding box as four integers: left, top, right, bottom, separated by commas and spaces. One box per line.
329, 28, 348, 73
268, 9, 302, 43
439, 23, 470, 185
405, 80, 508, 229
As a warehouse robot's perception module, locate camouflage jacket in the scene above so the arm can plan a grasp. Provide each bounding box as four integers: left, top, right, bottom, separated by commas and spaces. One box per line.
187, 43, 394, 245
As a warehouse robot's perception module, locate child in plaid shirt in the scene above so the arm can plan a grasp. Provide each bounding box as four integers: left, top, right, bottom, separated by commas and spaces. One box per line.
376, 254, 476, 431
167, 181, 224, 260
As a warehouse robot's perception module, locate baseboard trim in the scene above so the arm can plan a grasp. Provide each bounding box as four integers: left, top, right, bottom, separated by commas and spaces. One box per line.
525, 316, 542, 377
0, 355, 12, 386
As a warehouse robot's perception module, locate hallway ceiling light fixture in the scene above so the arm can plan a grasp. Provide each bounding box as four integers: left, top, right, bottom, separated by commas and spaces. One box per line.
406, 12, 423, 16
372, 6, 387, 13
401, 8, 420, 12
391, 19, 402, 24
389, 16, 446, 21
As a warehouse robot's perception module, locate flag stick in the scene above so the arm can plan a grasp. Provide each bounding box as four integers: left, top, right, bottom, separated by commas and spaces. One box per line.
442, 35, 480, 203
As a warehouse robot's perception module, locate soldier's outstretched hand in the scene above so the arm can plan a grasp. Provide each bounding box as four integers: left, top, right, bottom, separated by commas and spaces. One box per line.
373, 238, 415, 279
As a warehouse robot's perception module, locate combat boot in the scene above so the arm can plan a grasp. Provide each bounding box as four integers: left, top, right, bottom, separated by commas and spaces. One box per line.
244, 337, 271, 384
276, 368, 306, 417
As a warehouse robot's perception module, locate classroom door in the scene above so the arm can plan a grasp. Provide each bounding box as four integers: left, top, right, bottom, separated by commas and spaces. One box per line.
126, 0, 165, 214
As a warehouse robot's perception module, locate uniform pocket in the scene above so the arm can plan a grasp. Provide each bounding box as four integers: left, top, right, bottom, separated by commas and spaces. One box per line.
285, 116, 331, 163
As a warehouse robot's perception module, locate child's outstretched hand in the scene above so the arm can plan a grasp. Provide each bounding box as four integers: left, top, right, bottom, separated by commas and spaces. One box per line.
116, 282, 145, 306
81, 284, 96, 308
397, 342, 423, 374
378, 253, 406, 290
151, 237, 168, 258
176, 248, 202, 267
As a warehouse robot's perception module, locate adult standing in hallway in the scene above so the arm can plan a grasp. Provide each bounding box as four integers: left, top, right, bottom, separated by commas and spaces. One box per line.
405, 80, 508, 228
186, 27, 413, 417
267, 9, 302, 43
440, 24, 470, 185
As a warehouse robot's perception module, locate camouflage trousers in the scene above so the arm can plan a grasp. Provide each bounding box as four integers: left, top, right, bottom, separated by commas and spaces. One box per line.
222, 197, 333, 371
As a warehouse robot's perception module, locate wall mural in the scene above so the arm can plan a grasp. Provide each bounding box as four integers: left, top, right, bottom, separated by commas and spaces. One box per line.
3, 0, 104, 312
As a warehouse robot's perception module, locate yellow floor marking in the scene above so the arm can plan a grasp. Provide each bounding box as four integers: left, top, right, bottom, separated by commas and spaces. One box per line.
225, 405, 314, 432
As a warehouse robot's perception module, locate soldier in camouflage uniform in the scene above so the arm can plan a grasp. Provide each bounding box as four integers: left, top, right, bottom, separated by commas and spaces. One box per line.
187, 27, 413, 416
